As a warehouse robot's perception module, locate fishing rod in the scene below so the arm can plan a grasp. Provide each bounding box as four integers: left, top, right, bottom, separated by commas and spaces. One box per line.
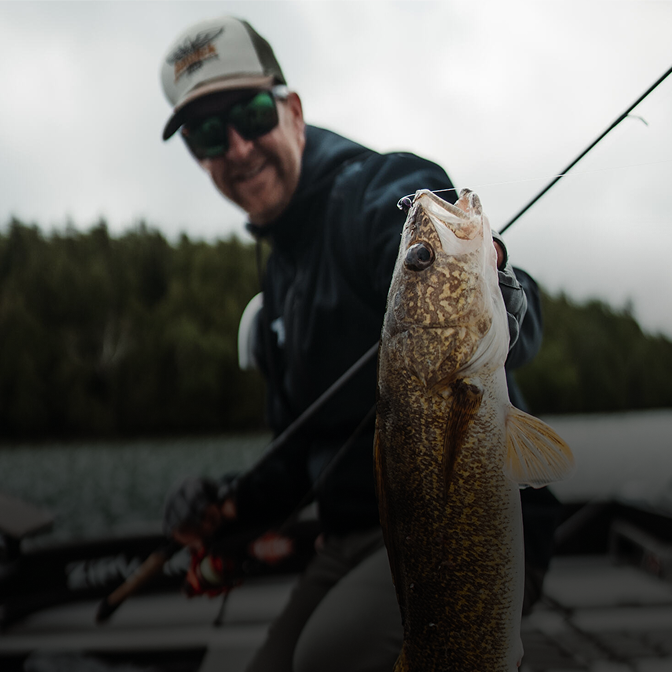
499, 62, 672, 234
244, 341, 379, 475
95, 340, 380, 624
96, 61, 672, 624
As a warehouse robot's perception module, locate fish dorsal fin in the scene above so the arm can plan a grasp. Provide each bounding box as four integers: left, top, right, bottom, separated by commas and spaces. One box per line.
504, 407, 574, 487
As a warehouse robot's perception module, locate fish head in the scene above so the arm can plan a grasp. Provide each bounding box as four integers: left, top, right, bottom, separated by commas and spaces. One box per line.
384, 188, 509, 383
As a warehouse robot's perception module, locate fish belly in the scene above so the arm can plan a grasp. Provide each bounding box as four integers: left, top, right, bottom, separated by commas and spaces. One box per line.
376, 368, 524, 671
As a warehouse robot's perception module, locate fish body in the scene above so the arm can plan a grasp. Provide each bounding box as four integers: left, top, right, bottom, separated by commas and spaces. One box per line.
374, 189, 573, 671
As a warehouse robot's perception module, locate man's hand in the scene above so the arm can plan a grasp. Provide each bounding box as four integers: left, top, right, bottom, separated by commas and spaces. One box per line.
494, 240, 505, 269
163, 476, 237, 551
162, 475, 241, 598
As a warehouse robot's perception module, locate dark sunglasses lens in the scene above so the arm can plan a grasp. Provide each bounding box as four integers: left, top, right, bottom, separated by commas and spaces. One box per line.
185, 116, 229, 159
229, 91, 279, 140
183, 91, 280, 159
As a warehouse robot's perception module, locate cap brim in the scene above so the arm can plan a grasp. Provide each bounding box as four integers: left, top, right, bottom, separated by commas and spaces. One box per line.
162, 74, 276, 140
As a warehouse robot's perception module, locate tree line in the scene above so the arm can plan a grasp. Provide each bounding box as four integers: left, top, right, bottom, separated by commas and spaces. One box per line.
514, 290, 672, 415
0, 219, 264, 440
0, 219, 670, 441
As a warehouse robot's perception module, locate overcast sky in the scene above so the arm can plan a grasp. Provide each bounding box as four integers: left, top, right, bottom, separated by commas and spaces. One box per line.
1, 1, 671, 337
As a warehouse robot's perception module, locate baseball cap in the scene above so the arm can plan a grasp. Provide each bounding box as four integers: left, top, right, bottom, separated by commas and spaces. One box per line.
161, 16, 286, 140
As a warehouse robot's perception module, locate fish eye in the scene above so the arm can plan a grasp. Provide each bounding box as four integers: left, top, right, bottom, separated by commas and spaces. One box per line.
405, 242, 435, 271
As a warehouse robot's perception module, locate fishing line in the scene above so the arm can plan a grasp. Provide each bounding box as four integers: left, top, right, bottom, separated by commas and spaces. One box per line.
499, 62, 672, 233
398, 63, 672, 234
398, 157, 672, 206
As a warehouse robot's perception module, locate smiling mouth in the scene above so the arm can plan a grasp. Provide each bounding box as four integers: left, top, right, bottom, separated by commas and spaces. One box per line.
233, 162, 268, 183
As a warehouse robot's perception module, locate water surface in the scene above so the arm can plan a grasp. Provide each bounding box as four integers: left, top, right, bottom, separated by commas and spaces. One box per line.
542, 409, 672, 506
0, 433, 269, 547
2, 409, 672, 547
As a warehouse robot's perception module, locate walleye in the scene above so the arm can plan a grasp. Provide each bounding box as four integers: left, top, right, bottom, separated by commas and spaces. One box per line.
374, 189, 573, 671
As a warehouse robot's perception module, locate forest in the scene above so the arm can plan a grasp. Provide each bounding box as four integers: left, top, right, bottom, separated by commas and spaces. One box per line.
1, 219, 671, 441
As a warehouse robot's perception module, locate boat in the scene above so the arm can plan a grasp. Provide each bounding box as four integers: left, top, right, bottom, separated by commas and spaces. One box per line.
3, 487, 672, 672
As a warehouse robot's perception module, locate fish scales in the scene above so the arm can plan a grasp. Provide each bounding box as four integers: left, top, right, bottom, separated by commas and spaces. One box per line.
375, 189, 573, 671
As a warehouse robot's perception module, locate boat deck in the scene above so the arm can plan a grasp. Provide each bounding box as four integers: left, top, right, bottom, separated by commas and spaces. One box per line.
2, 555, 672, 671
522, 555, 672, 671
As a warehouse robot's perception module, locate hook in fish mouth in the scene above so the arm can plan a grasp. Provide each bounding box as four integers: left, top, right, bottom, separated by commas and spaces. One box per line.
397, 188, 459, 213
405, 241, 435, 271
397, 195, 414, 212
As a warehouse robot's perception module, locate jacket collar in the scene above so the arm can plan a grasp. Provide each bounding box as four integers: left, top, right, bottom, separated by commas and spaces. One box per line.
245, 125, 371, 249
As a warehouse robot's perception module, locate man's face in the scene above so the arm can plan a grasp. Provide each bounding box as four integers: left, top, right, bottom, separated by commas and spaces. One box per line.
185, 90, 306, 226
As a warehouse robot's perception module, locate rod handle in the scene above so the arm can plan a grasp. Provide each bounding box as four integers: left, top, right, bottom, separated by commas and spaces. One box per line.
95, 544, 177, 624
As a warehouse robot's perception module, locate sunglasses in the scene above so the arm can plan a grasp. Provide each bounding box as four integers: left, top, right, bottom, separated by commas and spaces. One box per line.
181, 87, 287, 159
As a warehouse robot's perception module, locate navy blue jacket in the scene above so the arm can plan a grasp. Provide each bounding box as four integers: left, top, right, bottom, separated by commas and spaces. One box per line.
237, 126, 542, 533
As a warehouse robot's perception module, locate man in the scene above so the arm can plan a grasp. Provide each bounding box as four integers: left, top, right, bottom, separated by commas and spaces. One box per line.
160, 16, 547, 671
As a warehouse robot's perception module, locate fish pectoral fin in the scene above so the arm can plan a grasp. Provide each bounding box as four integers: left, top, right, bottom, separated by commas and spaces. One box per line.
444, 379, 483, 490
504, 407, 575, 487
429, 372, 455, 395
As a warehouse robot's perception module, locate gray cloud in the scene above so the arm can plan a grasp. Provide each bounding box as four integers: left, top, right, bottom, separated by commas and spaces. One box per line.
0, 0, 671, 336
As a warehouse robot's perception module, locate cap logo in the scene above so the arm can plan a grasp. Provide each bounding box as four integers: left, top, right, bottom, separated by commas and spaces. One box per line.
167, 27, 224, 82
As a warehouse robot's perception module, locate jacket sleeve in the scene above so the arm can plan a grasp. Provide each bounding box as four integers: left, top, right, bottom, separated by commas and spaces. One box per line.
231, 440, 313, 528
500, 259, 543, 370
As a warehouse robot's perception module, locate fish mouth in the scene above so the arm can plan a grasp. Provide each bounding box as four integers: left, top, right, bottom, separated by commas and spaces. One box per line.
413, 189, 483, 252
